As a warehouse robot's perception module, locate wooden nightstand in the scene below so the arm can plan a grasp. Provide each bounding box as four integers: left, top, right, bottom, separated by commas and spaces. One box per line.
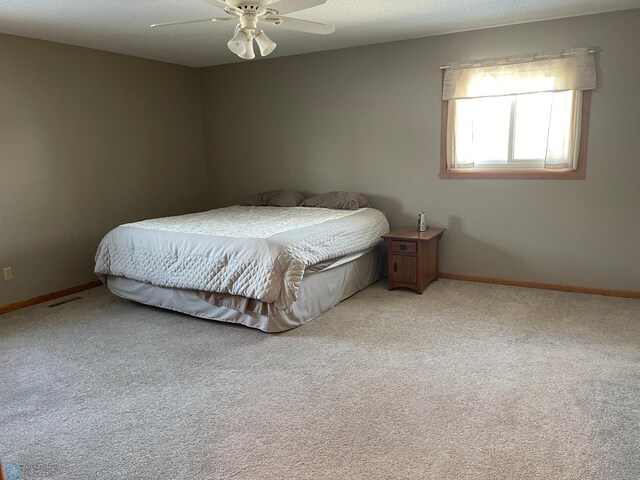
382, 227, 445, 294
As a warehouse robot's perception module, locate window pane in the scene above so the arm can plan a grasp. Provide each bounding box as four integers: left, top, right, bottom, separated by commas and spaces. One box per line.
513, 92, 553, 161
513, 90, 574, 165
453, 96, 511, 166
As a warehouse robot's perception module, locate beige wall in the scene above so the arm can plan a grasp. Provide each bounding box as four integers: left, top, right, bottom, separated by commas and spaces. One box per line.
0, 34, 207, 306
2, 9, 638, 307
200, 9, 640, 292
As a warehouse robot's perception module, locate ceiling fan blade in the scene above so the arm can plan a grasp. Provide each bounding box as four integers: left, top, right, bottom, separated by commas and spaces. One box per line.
150, 17, 232, 28
270, 16, 335, 35
266, 0, 327, 15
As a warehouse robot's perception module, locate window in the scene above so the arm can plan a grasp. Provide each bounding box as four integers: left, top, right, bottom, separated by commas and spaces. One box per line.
440, 48, 595, 179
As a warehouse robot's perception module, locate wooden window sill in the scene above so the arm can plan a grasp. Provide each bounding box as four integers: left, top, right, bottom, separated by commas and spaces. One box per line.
439, 168, 585, 180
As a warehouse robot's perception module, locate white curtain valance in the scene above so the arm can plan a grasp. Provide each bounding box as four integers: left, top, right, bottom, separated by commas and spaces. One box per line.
442, 48, 596, 100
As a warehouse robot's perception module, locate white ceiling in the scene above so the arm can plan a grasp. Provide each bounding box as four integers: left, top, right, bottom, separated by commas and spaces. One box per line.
1, 0, 639, 67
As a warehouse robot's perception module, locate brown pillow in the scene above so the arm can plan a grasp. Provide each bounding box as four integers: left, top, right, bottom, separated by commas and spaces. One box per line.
300, 191, 369, 210
240, 190, 306, 207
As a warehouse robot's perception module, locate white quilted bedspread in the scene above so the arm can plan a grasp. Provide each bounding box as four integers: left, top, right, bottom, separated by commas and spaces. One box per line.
94, 206, 389, 310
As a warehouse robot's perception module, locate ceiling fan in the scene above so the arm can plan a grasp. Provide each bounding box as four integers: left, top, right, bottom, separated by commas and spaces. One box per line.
151, 0, 335, 60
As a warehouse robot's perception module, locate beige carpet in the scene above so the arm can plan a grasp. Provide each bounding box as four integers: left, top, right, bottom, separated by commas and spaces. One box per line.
1, 280, 639, 480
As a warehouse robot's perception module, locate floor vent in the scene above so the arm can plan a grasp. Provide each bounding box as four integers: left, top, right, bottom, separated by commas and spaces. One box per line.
48, 296, 82, 308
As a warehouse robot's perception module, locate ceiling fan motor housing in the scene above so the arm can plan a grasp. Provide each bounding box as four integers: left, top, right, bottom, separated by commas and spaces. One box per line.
228, 0, 270, 14
238, 4, 265, 13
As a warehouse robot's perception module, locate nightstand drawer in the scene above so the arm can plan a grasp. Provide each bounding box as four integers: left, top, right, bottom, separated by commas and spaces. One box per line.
391, 240, 417, 254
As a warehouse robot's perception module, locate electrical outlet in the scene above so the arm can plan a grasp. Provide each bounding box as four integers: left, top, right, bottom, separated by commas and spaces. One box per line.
4, 266, 13, 281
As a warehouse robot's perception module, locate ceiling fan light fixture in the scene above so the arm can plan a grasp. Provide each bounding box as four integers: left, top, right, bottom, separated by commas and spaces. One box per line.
227, 28, 252, 57
238, 35, 256, 59
255, 30, 277, 56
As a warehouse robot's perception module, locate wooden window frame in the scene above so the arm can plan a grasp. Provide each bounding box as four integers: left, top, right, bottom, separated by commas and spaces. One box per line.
439, 73, 591, 180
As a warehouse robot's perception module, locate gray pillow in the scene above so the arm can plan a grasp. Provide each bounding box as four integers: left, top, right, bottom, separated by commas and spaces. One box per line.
240, 190, 306, 207
300, 191, 369, 210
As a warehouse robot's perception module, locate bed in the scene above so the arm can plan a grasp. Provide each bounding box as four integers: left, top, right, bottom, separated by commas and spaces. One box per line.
94, 204, 389, 332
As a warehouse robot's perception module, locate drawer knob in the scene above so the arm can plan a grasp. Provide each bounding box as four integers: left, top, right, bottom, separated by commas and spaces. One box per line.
393, 262, 397, 273
400, 245, 407, 251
